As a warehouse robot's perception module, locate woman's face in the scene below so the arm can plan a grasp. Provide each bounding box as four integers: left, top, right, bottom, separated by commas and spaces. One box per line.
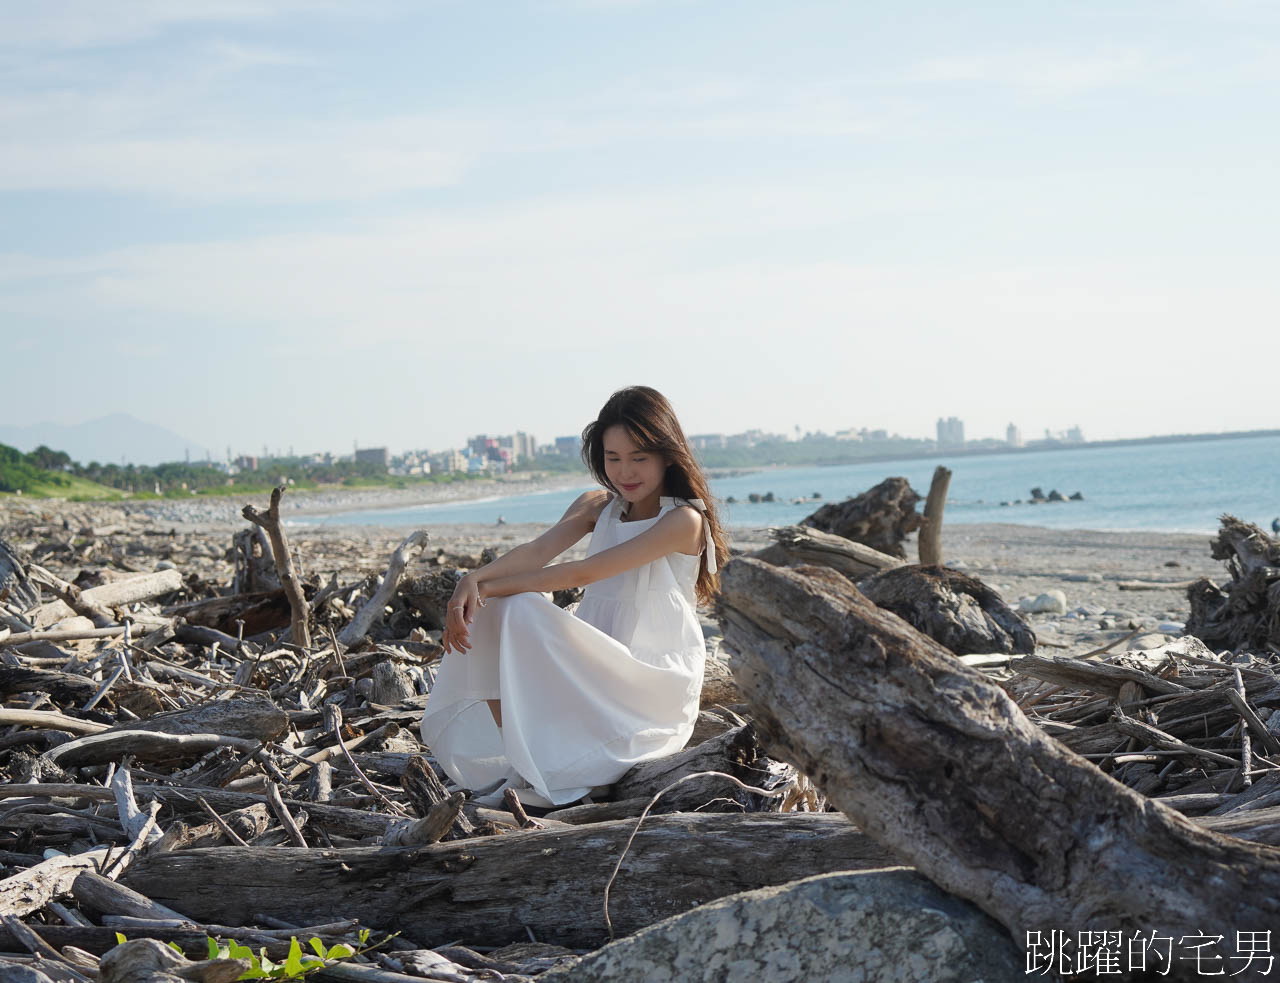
602, 424, 667, 508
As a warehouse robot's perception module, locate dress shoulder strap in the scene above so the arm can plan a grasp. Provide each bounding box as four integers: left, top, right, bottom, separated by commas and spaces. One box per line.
659, 496, 717, 574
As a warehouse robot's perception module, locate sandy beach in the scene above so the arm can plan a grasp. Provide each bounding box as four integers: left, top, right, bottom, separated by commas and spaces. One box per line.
1, 482, 1227, 660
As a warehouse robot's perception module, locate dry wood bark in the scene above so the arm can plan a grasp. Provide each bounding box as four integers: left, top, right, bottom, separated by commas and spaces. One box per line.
751, 525, 903, 579
397, 570, 462, 630
800, 476, 922, 559
98, 695, 288, 742
1187, 514, 1280, 650
231, 526, 279, 595
0, 538, 40, 612
0, 666, 99, 705
0, 846, 122, 918
716, 557, 1280, 969
337, 531, 427, 646
610, 724, 789, 812
166, 589, 295, 637
120, 813, 898, 948
45, 730, 261, 767
241, 487, 310, 648
917, 465, 951, 566
32, 569, 185, 629
858, 564, 1035, 655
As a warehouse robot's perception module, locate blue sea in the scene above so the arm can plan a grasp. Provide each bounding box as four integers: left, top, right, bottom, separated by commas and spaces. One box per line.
295, 435, 1280, 535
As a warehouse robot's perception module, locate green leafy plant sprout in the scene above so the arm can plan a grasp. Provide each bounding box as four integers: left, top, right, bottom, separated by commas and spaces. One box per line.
115, 928, 390, 980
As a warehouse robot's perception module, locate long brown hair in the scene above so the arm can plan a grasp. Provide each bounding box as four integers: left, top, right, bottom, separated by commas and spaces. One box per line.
581, 386, 728, 605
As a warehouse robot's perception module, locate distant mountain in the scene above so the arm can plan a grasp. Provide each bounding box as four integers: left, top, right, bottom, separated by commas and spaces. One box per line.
0, 414, 207, 467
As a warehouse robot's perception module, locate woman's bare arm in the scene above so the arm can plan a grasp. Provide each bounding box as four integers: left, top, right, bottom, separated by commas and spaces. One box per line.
467, 489, 610, 585
478, 506, 703, 600
442, 489, 610, 653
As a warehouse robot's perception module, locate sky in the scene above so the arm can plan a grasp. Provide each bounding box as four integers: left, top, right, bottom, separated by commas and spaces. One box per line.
1, 0, 1277, 458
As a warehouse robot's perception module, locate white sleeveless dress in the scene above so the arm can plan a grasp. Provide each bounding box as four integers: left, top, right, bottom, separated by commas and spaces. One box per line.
419, 495, 712, 806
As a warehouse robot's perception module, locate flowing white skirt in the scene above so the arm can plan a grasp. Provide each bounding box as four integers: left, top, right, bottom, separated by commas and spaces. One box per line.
419, 591, 702, 806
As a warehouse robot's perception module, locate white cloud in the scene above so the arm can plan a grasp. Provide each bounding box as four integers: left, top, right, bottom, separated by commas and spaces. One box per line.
0, 1, 376, 51
0, 129, 462, 199
908, 48, 1164, 95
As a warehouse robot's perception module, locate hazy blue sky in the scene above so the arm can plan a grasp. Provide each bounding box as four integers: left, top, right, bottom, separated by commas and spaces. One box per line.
2, 0, 1276, 457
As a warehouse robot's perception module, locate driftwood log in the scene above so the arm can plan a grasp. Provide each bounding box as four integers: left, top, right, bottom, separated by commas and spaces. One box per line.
610, 724, 790, 813
241, 486, 310, 648
716, 558, 1280, 972
120, 813, 897, 948
231, 526, 279, 595
398, 570, 462, 630
166, 589, 297, 637
917, 465, 951, 566
858, 564, 1035, 655
750, 525, 903, 579
338, 530, 428, 646
1186, 515, 1280, 651
98, 695, 288, 741
800, 476, 922, 559
0, 538, 40, 612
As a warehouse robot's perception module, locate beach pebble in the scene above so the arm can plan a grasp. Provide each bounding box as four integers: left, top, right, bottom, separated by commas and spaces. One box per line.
1098, 618, 1114, 630
1061, 572, 1103, 583
156, 559, 176, 571
1021, 590, 1068, 615
1103, 609, 1139, 621
1158, 621, 1185, 634
1128, 633, 1170, 651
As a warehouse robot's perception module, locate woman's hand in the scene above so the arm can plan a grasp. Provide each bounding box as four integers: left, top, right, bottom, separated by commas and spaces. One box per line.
441, 574, 485, 654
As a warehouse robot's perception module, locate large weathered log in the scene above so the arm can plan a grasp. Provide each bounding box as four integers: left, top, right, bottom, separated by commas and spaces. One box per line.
1186, 514, 1280, 650
120, 813, 897, 948
753, 525, 903, 580
716, 558, 1280, 969
800, 476, 922, 559
858, 564, 1035, 655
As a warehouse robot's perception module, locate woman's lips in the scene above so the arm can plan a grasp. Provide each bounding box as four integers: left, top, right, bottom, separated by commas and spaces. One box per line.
620, 483, 641, 491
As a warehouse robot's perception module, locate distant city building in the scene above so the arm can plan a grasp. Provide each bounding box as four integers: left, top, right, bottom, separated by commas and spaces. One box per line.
834, 428, 863, 442
234, 455, 259, 472
554, 435, 582, 456
866, 429, 888, 441
467, 435, 498, 458
936, 417, 965, 446
514, 431, 538, 461
354, 447, 389, 468
1066, 425, 1084, 443
690, 433, 727, 450
430, 449, 468, 473
1006, 424, 1023, 448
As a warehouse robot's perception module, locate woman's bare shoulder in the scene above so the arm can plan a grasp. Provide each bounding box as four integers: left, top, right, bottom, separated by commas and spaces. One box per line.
562, 488, 612, 527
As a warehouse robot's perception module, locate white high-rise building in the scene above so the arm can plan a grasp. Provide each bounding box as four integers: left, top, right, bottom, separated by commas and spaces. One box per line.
936, 417, 965, 446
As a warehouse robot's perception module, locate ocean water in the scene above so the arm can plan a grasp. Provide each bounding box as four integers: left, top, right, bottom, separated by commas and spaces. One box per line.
295, 435, 1280, 535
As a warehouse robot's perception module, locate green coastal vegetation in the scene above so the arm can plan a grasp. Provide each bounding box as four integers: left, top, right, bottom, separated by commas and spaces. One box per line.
0, 442, 482, 501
